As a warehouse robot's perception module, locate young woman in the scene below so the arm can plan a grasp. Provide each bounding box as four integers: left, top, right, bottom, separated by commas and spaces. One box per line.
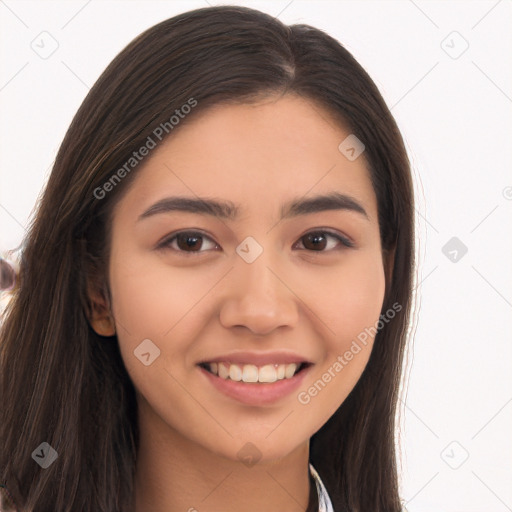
0, 5, 414, 512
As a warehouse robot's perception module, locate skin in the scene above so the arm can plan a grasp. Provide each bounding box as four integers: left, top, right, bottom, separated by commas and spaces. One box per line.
89, 93, 387, 512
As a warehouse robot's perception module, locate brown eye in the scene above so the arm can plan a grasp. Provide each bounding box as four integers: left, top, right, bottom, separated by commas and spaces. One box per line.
297, 231, 353, 252
158, 231, 218, 253
176, 233, 203, 251
303, 233, 328, 251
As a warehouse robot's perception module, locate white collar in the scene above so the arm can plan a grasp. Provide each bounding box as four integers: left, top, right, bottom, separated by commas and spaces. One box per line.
309, 463, 335, 512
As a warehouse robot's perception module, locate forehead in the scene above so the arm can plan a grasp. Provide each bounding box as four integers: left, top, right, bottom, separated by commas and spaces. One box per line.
115, 94, 378, 222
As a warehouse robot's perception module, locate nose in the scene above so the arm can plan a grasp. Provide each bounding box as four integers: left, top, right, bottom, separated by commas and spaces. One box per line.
219, 252, 299, 336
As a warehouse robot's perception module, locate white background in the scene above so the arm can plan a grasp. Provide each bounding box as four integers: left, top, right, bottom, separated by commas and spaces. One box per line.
1, 1, 511, 510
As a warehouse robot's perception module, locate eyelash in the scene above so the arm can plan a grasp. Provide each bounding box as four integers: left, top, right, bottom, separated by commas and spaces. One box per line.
156, 229, 354, 254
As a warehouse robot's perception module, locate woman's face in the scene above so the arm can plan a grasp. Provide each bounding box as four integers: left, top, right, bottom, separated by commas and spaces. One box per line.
106, 93, 386, 462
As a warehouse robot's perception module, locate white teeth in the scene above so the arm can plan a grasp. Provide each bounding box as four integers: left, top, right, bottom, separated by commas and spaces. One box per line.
205, 362, 301, 383
229, 364, 242, 382
259, 364, 277, 383
285, 363, 297, 379
242, 364, 259, 382
218, 362, 230, 379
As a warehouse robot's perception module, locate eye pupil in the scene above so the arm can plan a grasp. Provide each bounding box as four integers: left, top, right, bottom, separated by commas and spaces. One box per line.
177, 233, 202, 251
304, 233, 327, 251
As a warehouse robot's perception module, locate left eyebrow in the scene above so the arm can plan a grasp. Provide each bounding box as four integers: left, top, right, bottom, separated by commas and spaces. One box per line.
137, 192, 369, 222
281, 192, 368, 220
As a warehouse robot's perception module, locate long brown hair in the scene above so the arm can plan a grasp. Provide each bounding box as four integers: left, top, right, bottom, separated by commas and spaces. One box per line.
0, 6, 414, 511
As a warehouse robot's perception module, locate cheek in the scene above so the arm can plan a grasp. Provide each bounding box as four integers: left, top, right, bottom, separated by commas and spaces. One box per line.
109, 241, 202, 332
108, 247, 219, 370
299, 252, 385, 394
107, 253, 201, 413
304, 251, 386, 346
293, 255, 385, 425
338, 261, 385, 342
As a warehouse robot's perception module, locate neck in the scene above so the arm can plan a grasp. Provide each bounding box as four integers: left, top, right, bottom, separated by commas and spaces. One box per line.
133, 395, 312, 512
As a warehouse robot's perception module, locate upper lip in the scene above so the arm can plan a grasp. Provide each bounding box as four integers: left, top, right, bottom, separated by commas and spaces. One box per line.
198, 351, 313, 366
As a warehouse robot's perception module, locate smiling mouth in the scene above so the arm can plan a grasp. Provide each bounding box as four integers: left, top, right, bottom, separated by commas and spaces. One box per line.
198, 361, 311, 383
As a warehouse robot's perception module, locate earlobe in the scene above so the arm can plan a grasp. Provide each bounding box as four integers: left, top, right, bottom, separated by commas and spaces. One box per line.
90, 313, 116, 337
86, 281, 116, 337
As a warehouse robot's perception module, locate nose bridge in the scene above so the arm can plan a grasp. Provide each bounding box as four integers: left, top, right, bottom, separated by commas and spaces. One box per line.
219, 240, 299, 334
241, 252, 278, 298
236, 234, 280, 295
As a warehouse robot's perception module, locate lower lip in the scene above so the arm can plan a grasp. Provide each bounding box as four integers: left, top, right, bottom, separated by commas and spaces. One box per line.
198, 364, 312, 406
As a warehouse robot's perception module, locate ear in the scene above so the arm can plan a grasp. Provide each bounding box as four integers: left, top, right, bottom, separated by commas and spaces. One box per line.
86, 279, 116, 337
